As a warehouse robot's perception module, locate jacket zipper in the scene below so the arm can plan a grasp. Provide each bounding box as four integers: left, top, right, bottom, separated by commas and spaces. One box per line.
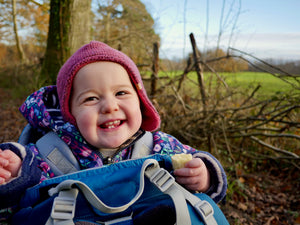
94, 129, 145, 165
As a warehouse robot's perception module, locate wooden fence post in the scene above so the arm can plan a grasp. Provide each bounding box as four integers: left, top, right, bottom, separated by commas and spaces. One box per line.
150, 42, 159, 98
190, 33, 212, 152
190, 33, 207, 111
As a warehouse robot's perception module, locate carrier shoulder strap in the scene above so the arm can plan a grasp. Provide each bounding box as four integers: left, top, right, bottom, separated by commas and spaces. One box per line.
19, 124, 80, 176
131, 131, 153, 159
18, 124, 33, 145
36, 131, 81, 176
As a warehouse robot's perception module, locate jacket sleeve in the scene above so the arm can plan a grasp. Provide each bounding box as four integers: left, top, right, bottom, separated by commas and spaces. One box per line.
0, 142, 41, 209
152, 131, 227, 203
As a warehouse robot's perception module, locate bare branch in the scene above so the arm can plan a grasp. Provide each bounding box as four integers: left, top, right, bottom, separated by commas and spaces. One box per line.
230, 132, 300, 140
229, 47, 299, 78
27, 0, 50, 10
249, 135, 299, 158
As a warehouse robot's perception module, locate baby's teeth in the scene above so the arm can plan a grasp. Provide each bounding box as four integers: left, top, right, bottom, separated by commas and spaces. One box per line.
105, 120, 120, 129
108, 120, 119, 124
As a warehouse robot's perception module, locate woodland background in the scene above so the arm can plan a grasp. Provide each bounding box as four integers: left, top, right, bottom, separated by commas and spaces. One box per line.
0, 0, 299, 224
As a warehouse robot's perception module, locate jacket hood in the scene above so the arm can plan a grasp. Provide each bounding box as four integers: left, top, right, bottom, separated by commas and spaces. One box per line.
19, 85, 64, 132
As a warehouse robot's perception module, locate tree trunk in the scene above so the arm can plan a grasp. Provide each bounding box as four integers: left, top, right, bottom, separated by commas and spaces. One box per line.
41, 0, 91, 85
11, 0, 28, 64
68, 0, 91, 55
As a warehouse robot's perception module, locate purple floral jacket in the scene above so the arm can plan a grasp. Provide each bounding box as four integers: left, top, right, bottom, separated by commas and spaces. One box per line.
0, 85, 227, 220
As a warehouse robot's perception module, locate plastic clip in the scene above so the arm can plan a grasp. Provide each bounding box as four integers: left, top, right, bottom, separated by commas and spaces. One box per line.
150, 168, 175, 192
51, 190, 77, 220
195, 200, 214, 224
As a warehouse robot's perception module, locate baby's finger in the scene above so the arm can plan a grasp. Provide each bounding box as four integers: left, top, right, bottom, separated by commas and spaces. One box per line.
175, 175, 199, 185
0, 150, 14, 159
0, 157, 9, 167
174, 167, 201, 177
0, 177, 6, 185
185, 158, 204, 168
0, 167, 11, 179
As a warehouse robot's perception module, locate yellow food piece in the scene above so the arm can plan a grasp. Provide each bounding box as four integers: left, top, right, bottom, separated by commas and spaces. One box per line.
171, 153, 192, 169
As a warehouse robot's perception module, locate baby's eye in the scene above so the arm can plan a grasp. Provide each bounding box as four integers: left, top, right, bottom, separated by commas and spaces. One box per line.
116, 91, 127, 96
84, 96, 98, 102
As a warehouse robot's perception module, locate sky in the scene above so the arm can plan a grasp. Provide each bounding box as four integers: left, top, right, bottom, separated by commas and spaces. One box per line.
140, 0, 300, 61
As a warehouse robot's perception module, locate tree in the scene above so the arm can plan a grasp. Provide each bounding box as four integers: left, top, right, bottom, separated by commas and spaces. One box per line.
41, 0, 91, 84
0, 0, 49, 65
93, 0, 160, 67
11, 0, 28, 64
205, 48, 248, 72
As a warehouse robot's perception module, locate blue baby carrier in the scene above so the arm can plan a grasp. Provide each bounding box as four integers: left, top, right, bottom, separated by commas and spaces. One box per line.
13, 125, 229, 225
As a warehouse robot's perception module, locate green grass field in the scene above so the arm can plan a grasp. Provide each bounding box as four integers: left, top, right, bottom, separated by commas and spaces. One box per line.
217, 72, 299, 95
147, 71, 300, 99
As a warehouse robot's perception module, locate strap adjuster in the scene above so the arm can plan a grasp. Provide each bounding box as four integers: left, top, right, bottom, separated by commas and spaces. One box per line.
51, 190, 77, 220
195, 200, 214, 224
149, 168, 175, 192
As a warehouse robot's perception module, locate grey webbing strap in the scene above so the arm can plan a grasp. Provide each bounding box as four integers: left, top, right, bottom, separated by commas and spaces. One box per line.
36, 132, 80, 175
173, 183, 218, 225
144, 159, 218, 225
46, 188, 79, 225
144, 159, 192, 225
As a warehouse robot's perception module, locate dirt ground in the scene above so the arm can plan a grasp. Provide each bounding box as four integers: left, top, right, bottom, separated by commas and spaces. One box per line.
0, 87, 299, 224
220, 169, 300, 224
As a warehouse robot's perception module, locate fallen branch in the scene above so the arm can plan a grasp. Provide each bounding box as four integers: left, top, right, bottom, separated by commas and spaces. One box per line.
229, 132, 300, 140
249, 135, 299, 158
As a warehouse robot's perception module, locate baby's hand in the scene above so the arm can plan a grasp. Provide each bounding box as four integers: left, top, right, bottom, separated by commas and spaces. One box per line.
0, 149, 22, 184
173, 158, 210, 192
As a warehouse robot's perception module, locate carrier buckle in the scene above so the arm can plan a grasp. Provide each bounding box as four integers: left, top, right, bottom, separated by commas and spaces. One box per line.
195, 200, 214, 224
150, 168, 175, 192
51, 189, 77, 220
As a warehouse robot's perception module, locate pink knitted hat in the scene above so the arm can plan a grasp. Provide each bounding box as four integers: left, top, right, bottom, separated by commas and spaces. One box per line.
56, 41, 160, 131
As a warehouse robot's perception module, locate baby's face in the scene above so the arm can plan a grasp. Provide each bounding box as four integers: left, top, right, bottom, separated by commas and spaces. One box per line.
70, 62, 142, 149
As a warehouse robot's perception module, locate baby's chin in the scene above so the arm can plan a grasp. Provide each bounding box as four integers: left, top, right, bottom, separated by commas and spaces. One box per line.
97, 140, 125, 150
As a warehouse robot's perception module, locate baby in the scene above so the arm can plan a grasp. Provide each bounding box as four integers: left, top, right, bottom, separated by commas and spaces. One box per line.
0, 42, 227, 216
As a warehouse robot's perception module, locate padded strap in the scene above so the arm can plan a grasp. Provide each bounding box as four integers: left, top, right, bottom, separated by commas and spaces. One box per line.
36, 132, 80, 175
131, 131, 153, 159
18, 124, 33, 145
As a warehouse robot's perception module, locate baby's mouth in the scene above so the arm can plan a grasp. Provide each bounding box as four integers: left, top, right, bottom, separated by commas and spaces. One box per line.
100, 120, 122, 129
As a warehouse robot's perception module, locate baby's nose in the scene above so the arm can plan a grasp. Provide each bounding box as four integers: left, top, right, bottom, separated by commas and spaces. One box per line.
100, 98, 119, 114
